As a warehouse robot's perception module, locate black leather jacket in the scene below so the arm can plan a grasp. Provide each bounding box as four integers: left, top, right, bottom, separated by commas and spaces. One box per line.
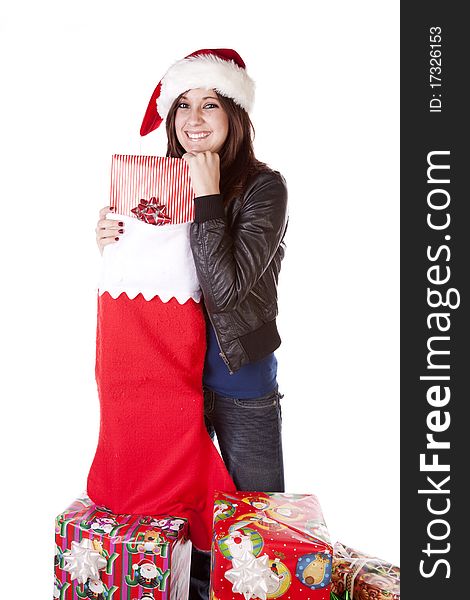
189, 168, 288, 373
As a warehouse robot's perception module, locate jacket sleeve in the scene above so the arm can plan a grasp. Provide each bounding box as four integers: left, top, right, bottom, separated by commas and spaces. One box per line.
189, 172, 288, 314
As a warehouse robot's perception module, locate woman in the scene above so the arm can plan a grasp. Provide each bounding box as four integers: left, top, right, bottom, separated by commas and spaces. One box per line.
96, 48, 288, 600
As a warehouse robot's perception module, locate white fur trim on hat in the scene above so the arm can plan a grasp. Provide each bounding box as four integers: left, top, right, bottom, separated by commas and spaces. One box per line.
158, 54, 255, 119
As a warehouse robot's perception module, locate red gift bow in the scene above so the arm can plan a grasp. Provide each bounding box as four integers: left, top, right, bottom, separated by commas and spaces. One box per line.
131, 197, 171, 225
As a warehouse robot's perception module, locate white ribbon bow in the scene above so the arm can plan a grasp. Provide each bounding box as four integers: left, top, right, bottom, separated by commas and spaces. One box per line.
225, 550, 278, 600
63, 538, 107, 585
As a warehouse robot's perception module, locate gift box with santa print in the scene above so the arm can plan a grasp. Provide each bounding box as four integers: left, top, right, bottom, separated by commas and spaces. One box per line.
330, 542, 400, 600
54, 494, 191, 600
210, 491, 333, 600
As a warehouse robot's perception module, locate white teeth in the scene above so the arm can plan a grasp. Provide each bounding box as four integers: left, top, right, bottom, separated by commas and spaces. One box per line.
186, 132, 210, 139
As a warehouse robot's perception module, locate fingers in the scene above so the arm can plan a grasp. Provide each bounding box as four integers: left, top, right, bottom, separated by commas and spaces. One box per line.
100, 234, 121, 246
99, 205, 114, 218
97, 235, 121, 255
95, 218, 123, 232
96, 208, 124, 253
182, 152, 196, 164
97, 206, 121, 233
96, 229, 122, 254
182, 151, 219, 161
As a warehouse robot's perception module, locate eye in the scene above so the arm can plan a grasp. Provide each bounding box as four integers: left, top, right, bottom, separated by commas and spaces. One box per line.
177, 102, 189, 109
204, 103, 218, 109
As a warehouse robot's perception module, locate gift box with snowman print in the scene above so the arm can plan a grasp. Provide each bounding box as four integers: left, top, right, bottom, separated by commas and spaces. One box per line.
210, 491, 333, 600
54, 494, 191, 600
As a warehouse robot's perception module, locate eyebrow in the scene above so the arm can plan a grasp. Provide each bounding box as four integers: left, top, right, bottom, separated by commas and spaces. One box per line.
179, 95, 219, 101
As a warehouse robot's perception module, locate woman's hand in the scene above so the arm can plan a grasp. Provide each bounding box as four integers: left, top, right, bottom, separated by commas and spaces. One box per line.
182, 151, 220, 197
95, 205, 124, 255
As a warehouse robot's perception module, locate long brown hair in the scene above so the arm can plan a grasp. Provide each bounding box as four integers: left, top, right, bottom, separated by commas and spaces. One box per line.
165, 90, 270, 205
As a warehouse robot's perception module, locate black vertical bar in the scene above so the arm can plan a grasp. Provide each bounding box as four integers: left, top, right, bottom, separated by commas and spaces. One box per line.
401, 3, 466, 598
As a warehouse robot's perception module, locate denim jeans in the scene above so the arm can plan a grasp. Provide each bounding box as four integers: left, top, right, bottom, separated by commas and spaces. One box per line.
189, 384, 285, 600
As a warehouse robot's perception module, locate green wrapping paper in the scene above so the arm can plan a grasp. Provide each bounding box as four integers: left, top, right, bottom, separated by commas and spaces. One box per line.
330, 591, 350, 600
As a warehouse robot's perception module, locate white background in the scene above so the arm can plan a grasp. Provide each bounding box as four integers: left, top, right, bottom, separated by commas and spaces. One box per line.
0, 0, 399, 595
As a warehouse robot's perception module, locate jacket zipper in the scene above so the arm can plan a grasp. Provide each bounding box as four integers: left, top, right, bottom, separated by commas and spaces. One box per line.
206, 310, 234, 375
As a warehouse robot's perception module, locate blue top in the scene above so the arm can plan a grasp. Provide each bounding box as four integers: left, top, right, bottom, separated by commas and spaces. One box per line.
203, 321, 278, 399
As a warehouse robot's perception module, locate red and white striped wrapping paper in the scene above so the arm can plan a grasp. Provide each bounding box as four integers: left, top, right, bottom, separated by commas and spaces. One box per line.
109, 155, 195, 223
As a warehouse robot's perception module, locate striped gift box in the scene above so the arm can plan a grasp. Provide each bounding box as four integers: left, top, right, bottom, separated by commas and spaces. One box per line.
109, 155, 194, 224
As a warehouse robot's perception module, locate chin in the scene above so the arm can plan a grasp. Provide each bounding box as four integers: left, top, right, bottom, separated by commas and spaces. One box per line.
188, 146, 216, 154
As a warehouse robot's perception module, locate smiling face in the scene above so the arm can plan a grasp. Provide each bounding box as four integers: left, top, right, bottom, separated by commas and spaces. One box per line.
174, 88, 229, 154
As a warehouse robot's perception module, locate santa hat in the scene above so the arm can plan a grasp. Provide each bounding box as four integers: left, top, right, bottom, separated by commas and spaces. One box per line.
133, 559, 156, 571
140, 48, 255, 136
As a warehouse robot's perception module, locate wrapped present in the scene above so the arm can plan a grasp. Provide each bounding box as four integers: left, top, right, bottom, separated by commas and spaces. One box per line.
109, 155, 194, 223
54, 494, 191, 599
331, 542, 400, 600
210, 491, 333, 600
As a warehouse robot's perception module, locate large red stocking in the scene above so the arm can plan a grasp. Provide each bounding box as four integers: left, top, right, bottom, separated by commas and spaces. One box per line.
87, 211, 235, 552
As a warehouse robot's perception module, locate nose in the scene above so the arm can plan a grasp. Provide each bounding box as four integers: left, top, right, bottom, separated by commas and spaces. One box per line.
186, 106, 204, 125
